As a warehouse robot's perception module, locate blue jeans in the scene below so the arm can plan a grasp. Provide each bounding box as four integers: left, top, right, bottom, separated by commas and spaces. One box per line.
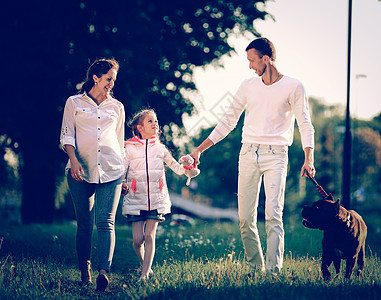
67, 173, 122, 272
238, 143, 288, 274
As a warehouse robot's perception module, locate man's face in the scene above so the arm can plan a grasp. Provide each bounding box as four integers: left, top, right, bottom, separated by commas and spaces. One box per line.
247, 49, 266, 76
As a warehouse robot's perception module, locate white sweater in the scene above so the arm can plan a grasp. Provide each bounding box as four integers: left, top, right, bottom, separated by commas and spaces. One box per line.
122, 136, 185, 216
208, 76, 314, 149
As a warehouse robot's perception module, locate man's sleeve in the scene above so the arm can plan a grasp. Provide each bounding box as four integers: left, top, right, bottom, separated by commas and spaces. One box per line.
292, 82, 315, 149
208, 82, 247, 144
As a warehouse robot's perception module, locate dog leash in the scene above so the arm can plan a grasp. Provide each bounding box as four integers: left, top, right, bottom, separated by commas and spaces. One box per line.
304, 171, 331, 200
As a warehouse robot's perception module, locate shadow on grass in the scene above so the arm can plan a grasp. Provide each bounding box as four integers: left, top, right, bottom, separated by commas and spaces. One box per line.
0, 222, 78, 266
1, 219, 381, 299
145, 283, 381, 300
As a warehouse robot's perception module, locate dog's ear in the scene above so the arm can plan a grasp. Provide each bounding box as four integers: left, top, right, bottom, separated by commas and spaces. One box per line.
335, 199, 341, 212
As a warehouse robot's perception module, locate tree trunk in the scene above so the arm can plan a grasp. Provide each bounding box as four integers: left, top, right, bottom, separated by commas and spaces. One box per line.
20, 140, 57, 224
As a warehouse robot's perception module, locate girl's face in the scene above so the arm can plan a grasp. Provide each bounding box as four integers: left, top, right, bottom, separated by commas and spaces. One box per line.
93, 67, 118, 99
138, 112, 159, 139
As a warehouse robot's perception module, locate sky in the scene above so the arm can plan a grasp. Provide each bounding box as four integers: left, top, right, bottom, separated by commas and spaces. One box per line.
184, 0, 381, 135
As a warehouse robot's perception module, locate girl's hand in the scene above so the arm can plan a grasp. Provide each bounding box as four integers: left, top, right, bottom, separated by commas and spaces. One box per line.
121, 182, 129, 196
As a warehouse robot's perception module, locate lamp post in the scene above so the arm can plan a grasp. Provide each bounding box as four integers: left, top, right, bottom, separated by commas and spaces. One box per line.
342, 0, 352, 209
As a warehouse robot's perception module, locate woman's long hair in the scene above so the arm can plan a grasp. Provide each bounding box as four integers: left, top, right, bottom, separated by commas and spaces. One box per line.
80, 58, 119, 94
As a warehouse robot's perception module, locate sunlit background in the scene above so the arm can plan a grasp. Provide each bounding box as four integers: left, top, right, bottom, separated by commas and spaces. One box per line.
185, 0, 381, 133
1, 0, 381, 225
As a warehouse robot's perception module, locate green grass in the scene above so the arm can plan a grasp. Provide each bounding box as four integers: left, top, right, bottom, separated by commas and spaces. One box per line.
1, 217, 381, 299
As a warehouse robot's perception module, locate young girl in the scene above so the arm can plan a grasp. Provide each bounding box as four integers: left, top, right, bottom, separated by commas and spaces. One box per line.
122, 109, 198, 280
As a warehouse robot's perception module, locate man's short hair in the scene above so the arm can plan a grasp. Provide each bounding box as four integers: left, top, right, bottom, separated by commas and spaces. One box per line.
246, 38, 276, 61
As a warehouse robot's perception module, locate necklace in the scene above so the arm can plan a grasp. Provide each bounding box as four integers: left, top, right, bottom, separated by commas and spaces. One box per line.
263, 71, 282, 86
273, 72, 282, 84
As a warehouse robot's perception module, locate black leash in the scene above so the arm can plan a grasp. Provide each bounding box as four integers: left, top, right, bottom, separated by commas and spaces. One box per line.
305, 171, 332, 200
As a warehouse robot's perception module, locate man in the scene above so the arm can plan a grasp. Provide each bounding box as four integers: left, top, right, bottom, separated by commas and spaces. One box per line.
190, 37, 315, 275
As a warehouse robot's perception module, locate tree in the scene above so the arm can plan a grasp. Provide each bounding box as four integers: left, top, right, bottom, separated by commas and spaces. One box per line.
308, 98, 344, 197
1, 0, 269, 223
352, 127, 381, 193
185, 97, 348, 209
184, 118, 244, 208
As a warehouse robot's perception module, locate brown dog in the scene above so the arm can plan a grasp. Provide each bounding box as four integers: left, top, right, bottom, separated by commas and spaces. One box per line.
301, 196, 367, 280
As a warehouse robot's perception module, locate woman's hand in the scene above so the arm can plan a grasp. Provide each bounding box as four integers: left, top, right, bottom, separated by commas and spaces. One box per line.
70, 160, 84, 182
64, 144, 84, 181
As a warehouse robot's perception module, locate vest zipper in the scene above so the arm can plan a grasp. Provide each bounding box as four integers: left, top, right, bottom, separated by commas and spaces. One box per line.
145, 139, 151, 210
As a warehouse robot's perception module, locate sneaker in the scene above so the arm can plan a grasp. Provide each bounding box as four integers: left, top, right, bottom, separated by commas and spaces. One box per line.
138, 275, 149, 282
96, 274, 109, 291
80, 270, 93, 286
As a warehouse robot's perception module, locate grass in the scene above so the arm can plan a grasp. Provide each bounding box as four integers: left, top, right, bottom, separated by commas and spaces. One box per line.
1, 216, 381, 299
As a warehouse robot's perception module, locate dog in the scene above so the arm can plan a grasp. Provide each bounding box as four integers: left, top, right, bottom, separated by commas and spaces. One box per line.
301, 195, 367, 280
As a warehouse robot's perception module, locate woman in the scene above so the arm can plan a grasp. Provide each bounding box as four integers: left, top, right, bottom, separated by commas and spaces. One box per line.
60, 58, 125, 291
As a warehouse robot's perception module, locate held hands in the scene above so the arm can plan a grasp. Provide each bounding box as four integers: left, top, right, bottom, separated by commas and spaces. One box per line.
179, 155, 200, 186
189, 149, 201, 168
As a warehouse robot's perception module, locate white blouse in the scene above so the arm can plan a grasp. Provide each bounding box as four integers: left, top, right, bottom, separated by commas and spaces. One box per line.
60, 92, 125, 183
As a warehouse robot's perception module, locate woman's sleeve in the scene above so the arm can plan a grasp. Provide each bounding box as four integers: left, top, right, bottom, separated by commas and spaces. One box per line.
123, 143, 130, 177
60, 97, 76, 152
163, 147, 185, 176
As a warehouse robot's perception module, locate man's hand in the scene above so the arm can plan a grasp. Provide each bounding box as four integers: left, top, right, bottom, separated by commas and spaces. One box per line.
301, 162, 315, 178
301, 147, 315, 177
189, 149, 201, 167
189, 138, 214, 168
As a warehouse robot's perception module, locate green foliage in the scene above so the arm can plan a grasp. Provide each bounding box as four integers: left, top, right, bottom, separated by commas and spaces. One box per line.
183, 97, 381, 211
183, 118, 244, 208
352, 127, 381, 193
1, 217, 381, 299
1, 0, 269, 223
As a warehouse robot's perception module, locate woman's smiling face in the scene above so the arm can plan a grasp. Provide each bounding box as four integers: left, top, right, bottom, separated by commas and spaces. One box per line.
93, 67, 118, 98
